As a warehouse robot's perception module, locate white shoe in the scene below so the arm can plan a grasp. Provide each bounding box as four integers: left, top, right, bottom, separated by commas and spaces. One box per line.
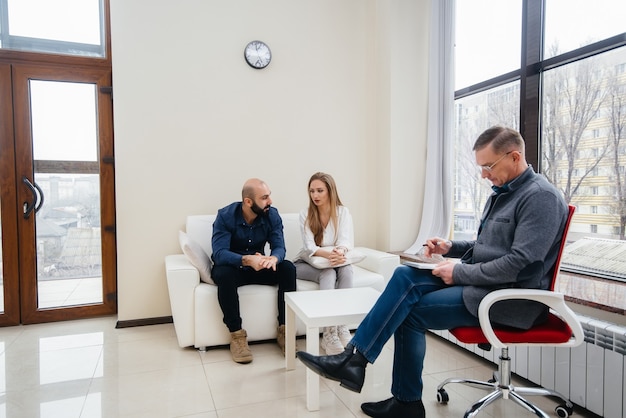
337, 325, 352, 347
321, 326, 344, 355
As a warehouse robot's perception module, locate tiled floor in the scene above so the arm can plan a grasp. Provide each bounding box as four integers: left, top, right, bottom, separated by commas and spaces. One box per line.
0, 316, 597, 418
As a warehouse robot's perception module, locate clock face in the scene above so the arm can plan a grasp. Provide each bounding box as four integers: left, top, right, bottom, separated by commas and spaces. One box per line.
244, 40, 271, 69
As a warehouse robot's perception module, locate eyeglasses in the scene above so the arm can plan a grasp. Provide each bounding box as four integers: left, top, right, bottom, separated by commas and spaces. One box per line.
479, 151, 513, 172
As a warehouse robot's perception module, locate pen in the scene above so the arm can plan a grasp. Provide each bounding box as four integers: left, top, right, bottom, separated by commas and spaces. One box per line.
422, 241, 440, 247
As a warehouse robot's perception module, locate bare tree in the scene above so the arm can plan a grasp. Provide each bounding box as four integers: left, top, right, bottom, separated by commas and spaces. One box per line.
457, 124, 488, 229
606, 69, 626, 239
455, 107, 489, 231
487, 84, 520, 130
454, 85, 520, 233
543, 44, 567, 185
541, 54, 609, 203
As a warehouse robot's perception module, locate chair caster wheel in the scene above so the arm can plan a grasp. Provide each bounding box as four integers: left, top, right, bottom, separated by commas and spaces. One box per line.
436, 389, 449, 404
555, 404, 573, 418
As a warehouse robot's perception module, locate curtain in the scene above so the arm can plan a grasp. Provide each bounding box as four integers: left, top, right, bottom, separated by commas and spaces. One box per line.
405, 0, 455, 254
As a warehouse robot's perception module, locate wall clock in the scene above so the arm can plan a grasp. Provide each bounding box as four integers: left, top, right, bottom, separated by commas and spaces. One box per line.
244, 40, 272, 69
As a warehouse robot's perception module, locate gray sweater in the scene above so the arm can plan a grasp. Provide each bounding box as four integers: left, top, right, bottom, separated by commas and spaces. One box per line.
449, 167, 568, 330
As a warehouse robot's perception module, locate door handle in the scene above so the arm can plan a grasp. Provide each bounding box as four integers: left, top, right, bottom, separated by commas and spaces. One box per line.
22, 176, 44, 219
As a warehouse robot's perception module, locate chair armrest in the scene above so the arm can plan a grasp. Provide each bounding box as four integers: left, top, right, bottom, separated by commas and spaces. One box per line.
165, 254, 201, 347
354, 247, 401, 283
477, 288, 585, 350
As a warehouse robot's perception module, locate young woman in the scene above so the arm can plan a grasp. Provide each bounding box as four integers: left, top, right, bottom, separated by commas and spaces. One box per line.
295, 172, 355, 355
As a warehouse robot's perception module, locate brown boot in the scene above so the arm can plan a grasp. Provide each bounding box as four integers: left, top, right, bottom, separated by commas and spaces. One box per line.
230, 329, 253, 364
277, 324, 286, 355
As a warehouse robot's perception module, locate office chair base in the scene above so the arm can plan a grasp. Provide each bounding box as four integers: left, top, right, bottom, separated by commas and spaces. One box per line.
436, 377, 575, 418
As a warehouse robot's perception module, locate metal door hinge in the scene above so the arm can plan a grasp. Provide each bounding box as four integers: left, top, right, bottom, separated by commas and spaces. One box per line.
100, 86, 113, 100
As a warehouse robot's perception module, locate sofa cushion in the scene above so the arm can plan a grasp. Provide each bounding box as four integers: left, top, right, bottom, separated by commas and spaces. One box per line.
280, 213, 301, 261
179, 230, 214, 284
186, 215, 216, 256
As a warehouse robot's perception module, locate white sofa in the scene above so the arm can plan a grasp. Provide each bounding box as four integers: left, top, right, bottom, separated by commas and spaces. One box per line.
165, 213, 400, 350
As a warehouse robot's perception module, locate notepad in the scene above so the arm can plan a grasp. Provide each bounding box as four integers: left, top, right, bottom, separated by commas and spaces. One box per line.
403, 261, 437, 270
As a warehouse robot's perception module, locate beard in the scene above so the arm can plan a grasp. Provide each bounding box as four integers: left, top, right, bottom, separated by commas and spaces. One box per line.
251, 201, 270, 217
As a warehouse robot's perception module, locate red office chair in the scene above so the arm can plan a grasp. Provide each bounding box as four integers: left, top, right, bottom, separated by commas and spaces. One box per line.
436, 205, 584, 418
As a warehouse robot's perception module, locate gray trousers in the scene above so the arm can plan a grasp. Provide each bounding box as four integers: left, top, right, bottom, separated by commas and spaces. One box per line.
294, 260, 354, 291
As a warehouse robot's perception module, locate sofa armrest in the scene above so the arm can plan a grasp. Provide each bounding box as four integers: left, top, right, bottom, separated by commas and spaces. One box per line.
354, 247, 400, 283
165, 254, 201, 347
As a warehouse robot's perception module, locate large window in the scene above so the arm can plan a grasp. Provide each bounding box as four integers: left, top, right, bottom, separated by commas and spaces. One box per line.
453, 0, 626, 279
0, 0, 105, 57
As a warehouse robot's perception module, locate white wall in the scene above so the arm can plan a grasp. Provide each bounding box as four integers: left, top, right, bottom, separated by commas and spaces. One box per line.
110, 0, 430, 321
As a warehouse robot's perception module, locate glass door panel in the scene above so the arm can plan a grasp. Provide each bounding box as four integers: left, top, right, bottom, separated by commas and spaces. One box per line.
11, 64, 116, 325
35, 174, 103, 308
30, 80, 103, 308
30, 80, 98, 161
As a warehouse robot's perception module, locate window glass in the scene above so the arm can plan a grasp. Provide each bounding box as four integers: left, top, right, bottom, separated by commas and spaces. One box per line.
541, 46, 626, 241
454, 0, 522, 90
30, 80, 98, 162
545, 0, 626, 59
1, 0, 104, 57
453, 82, 520, 239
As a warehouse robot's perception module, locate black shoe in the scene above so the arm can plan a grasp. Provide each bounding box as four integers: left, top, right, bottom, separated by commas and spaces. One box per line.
361, 397, 425, 418
296, 344, 367, 393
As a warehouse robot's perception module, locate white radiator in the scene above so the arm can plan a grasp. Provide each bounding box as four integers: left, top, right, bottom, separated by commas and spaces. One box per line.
431, 315, 626, 418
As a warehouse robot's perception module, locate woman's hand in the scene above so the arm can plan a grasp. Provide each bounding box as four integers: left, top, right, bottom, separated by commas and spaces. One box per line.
328, 247, 347, 266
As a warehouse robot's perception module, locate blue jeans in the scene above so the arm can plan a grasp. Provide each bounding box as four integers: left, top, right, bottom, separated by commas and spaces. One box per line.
351, 265, 479, 402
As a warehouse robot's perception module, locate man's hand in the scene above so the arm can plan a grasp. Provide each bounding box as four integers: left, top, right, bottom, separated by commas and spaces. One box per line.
423, 237, 452, 257
432, 260, 455, 285
258, 254, 278, 271
242, 253, 278, 271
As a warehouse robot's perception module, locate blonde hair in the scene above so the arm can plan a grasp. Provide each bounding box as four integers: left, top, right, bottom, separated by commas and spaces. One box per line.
305, 172, 343, 246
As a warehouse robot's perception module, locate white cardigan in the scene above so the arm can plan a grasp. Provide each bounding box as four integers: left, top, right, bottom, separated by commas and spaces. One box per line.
297, 206, 354, 258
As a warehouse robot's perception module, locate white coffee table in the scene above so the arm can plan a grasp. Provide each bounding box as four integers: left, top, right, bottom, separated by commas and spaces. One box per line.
285, 287, 381, 411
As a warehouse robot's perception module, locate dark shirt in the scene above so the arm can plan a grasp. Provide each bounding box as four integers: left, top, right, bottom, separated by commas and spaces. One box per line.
211, 201, 287, 268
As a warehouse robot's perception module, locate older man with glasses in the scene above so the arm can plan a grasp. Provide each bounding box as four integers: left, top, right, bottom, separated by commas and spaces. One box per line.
296, 126, 569, 418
